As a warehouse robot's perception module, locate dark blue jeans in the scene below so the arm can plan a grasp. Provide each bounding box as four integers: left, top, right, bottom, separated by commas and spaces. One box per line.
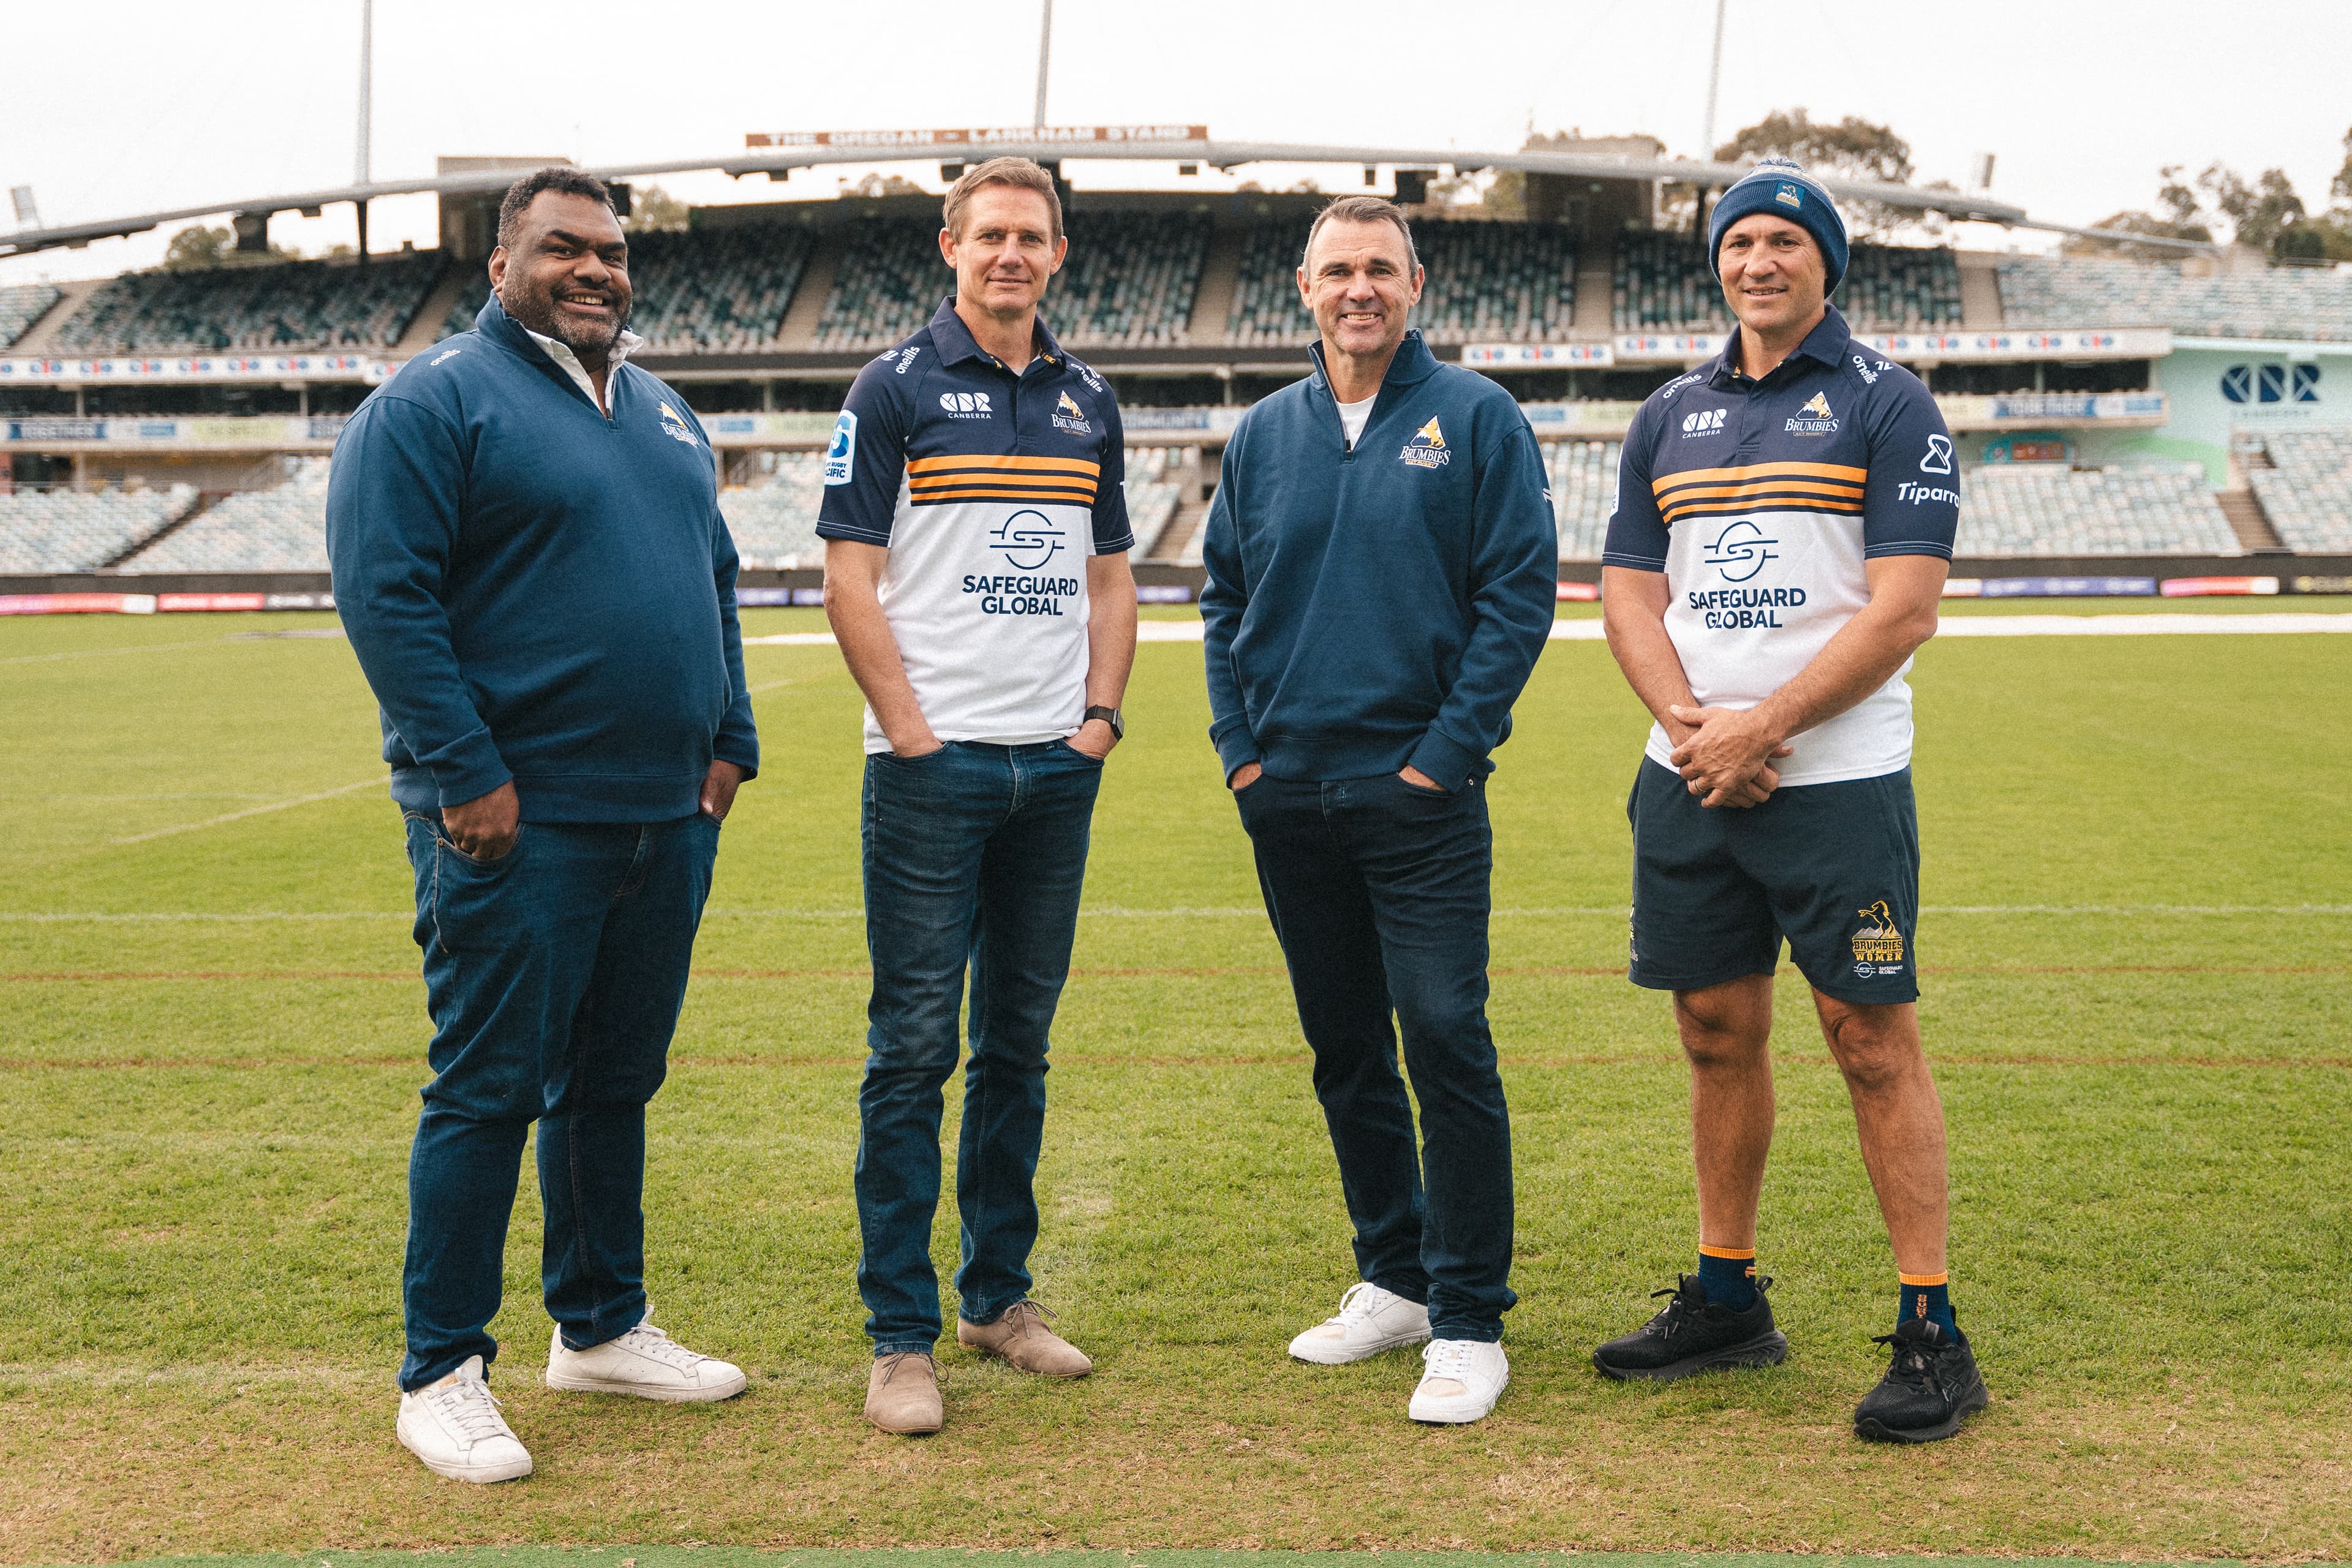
1234, 771, 1516, 1341
855, 740, 1103, 1355
398, 810, 720, 1390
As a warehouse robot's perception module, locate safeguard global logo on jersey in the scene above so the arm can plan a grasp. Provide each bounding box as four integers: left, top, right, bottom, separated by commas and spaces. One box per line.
962, 510, 1078, 616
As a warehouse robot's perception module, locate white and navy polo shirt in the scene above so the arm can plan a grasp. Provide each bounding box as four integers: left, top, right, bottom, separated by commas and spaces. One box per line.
1605, 306, 1958, 785
818, 297, 1133, 753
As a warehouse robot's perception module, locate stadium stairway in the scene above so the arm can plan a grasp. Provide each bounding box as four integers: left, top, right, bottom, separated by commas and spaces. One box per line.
1572, 255, 1615, 336
9, 279, 105, 356
1190, 228, 1244, 349
2217, 489, 2283, 551
392, 267, 472, 356
1958, 253, 2005, 328
99, 488, 220, 567
775, 229, 845, 352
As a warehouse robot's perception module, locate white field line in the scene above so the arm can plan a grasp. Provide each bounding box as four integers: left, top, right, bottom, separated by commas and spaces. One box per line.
6, 903, 2347, 923
0, 636, 236, 665
110, 778, 384, 845
748, 612, 2352, 649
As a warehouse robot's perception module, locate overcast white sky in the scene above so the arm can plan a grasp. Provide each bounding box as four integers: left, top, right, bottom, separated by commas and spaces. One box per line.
5, 0, 2350, 285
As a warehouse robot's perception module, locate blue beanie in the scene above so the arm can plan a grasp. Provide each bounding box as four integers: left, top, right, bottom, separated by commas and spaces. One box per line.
1707, 156, 1849, 292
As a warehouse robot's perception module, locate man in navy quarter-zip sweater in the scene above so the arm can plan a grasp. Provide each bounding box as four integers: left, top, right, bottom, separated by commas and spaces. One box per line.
1201, 195, 1556, 1427
328, 168, 757, 1487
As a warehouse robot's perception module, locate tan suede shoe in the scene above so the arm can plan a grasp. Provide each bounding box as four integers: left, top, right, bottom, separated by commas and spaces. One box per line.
956, 1300, 1093, 1377
863, 1352, 943, 1434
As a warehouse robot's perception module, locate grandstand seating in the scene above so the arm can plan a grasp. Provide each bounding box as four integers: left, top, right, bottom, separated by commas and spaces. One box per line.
614, 222, 817, 353
1413, 222, 1576, 344
0, 484, 197, 573
2248, 430, 2352, 552
1226, 220, 1320, 346
1956, 462, 2241, 556
814, 219, 944, 352
1615, 235, 1962, 332
1998, 254, 2352, 341
52, 252, 442, 355
1054, 213, 1210, 346
121, 459, 331, 573
0, 284, 61, 349
1122, 445, 1188, 556
1545, 440, 1622, 560
722, 453, 828, 569
440, 275, 491, 340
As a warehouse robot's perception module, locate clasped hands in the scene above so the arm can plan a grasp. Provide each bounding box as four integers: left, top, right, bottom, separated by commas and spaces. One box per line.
1666, 703, 1795, 809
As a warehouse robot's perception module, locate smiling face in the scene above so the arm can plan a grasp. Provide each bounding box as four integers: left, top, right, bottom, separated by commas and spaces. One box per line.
940, 184, 1065, 322
1298, 217, 1424, 365
1717, 213, 1827, 341
489, 190, 631, 361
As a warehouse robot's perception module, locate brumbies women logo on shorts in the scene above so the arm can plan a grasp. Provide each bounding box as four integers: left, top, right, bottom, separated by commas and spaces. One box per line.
1852, 899, 1905, 976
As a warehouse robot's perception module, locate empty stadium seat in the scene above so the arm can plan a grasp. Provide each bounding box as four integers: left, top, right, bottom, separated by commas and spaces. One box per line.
1615, 235, 1962, 332
2248, 430, 2352, 552
53, 254, 443, 355
1054, 213, 1210, 346
1999, 254, 2352, 340
1412, 222, 1577, 344
816, 219, 951, 352
0, 484, 198, 573
722, 453, 829, 569
1544, 440, 1622, 560
1226, 220, 1319, 346
121, 459, 332, 573
619, 223, 816, 353
0, 283, 61, 349
1956, 462, 2241, 556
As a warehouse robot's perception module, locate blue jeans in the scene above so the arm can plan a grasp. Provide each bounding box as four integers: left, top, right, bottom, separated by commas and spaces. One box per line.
397, 810, 721, 1390
855, 740, 1104, 1355
1234, 771, 1516, 1342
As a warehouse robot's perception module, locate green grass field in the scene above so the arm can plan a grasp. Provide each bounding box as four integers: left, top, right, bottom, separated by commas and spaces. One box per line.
2, 604, 2348, 1564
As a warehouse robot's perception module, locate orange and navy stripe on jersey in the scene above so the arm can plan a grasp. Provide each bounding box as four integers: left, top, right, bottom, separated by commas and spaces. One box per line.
907, 453, 1101, 510
1652, 460, 1868, 526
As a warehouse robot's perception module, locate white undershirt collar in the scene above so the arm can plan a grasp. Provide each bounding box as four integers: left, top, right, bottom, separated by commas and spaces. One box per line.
524, 324, 646, 413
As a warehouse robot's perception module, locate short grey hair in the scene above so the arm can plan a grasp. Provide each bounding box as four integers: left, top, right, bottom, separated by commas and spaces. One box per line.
1302, 195, 1420, 274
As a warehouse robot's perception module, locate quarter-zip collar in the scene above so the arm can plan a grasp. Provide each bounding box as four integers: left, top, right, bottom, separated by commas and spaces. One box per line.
473, 291, 643, 413
929, 294, 1064, 374
1711, 303, 1852, 390
1306, 328, 1442, 401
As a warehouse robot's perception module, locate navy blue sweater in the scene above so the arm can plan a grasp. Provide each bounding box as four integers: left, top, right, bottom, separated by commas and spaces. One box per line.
326, 295, 758, 822
1201, 332, 1558, 788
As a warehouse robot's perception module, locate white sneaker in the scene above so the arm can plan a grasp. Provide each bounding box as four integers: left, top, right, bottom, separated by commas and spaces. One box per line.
1287, 1281, 1433, 1365
543, 1309, 747, 1402
1409, 1338, 1509, 1423
397, 1355, 533, 1483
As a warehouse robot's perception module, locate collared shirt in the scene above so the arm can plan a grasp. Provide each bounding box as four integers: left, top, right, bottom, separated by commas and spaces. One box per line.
524, 324, 646, 413
816, 296, 1133, 753
1604, 305, 1959, 785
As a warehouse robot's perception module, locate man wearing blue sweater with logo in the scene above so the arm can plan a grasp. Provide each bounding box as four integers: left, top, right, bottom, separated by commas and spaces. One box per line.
1202, 195, 1556, 1425
328, 168, 758, 1485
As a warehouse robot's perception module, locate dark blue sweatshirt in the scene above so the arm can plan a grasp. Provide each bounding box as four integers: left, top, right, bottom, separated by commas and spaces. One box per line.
326, 295, 758, 822
1201, 331, 1558, 788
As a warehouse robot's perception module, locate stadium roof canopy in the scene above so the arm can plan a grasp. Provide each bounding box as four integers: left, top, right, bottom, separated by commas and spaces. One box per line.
0, 138, 2215, 260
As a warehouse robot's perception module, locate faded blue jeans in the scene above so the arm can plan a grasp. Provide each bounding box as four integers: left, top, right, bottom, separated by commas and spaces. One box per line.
854, 740, 1103, 1355
398, 810, 720, 1390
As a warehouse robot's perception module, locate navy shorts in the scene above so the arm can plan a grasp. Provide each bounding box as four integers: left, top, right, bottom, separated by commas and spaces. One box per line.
1627, 758, 1921, 1005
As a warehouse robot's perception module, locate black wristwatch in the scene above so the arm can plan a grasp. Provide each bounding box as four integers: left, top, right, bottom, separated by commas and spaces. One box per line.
1084, 705, 1124, 741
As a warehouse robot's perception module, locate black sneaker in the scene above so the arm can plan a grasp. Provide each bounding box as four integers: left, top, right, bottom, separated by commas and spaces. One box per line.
1591, 1274, 1790, 1382
1853, 1317, 1989, 1442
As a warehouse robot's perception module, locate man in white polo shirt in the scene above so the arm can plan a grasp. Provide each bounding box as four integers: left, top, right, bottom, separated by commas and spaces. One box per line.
818, 157, 1137, 1437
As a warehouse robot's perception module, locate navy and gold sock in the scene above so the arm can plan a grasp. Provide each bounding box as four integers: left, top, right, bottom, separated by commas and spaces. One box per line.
1697, 1244, 1758, 1310
1901, 1271, 1959, 1338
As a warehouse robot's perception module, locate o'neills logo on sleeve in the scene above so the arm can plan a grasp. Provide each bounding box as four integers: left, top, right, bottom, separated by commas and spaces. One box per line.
1400, 417, 1450, 468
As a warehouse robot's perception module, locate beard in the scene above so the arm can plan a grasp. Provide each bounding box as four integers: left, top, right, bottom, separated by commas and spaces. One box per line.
499, 270, 630, 359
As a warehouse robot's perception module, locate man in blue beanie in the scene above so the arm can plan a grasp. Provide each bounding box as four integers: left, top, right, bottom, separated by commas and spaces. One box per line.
1591, 157, 1989, 1444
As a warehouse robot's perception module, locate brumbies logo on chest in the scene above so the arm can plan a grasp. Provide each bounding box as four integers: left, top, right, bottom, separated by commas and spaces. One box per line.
1052, 390, 1093, 436
1785, 391, 1838, 436
657, 401, 699, 447
1400, 417, 1450, 468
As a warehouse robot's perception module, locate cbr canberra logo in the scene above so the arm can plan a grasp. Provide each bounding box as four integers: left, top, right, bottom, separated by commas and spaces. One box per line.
940, 391, 994, 419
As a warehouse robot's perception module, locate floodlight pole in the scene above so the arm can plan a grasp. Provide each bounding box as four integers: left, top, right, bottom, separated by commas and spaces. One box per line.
1033, 0, 1052, 128
1702, 0, 1725, 154
354, 0, 373, 264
